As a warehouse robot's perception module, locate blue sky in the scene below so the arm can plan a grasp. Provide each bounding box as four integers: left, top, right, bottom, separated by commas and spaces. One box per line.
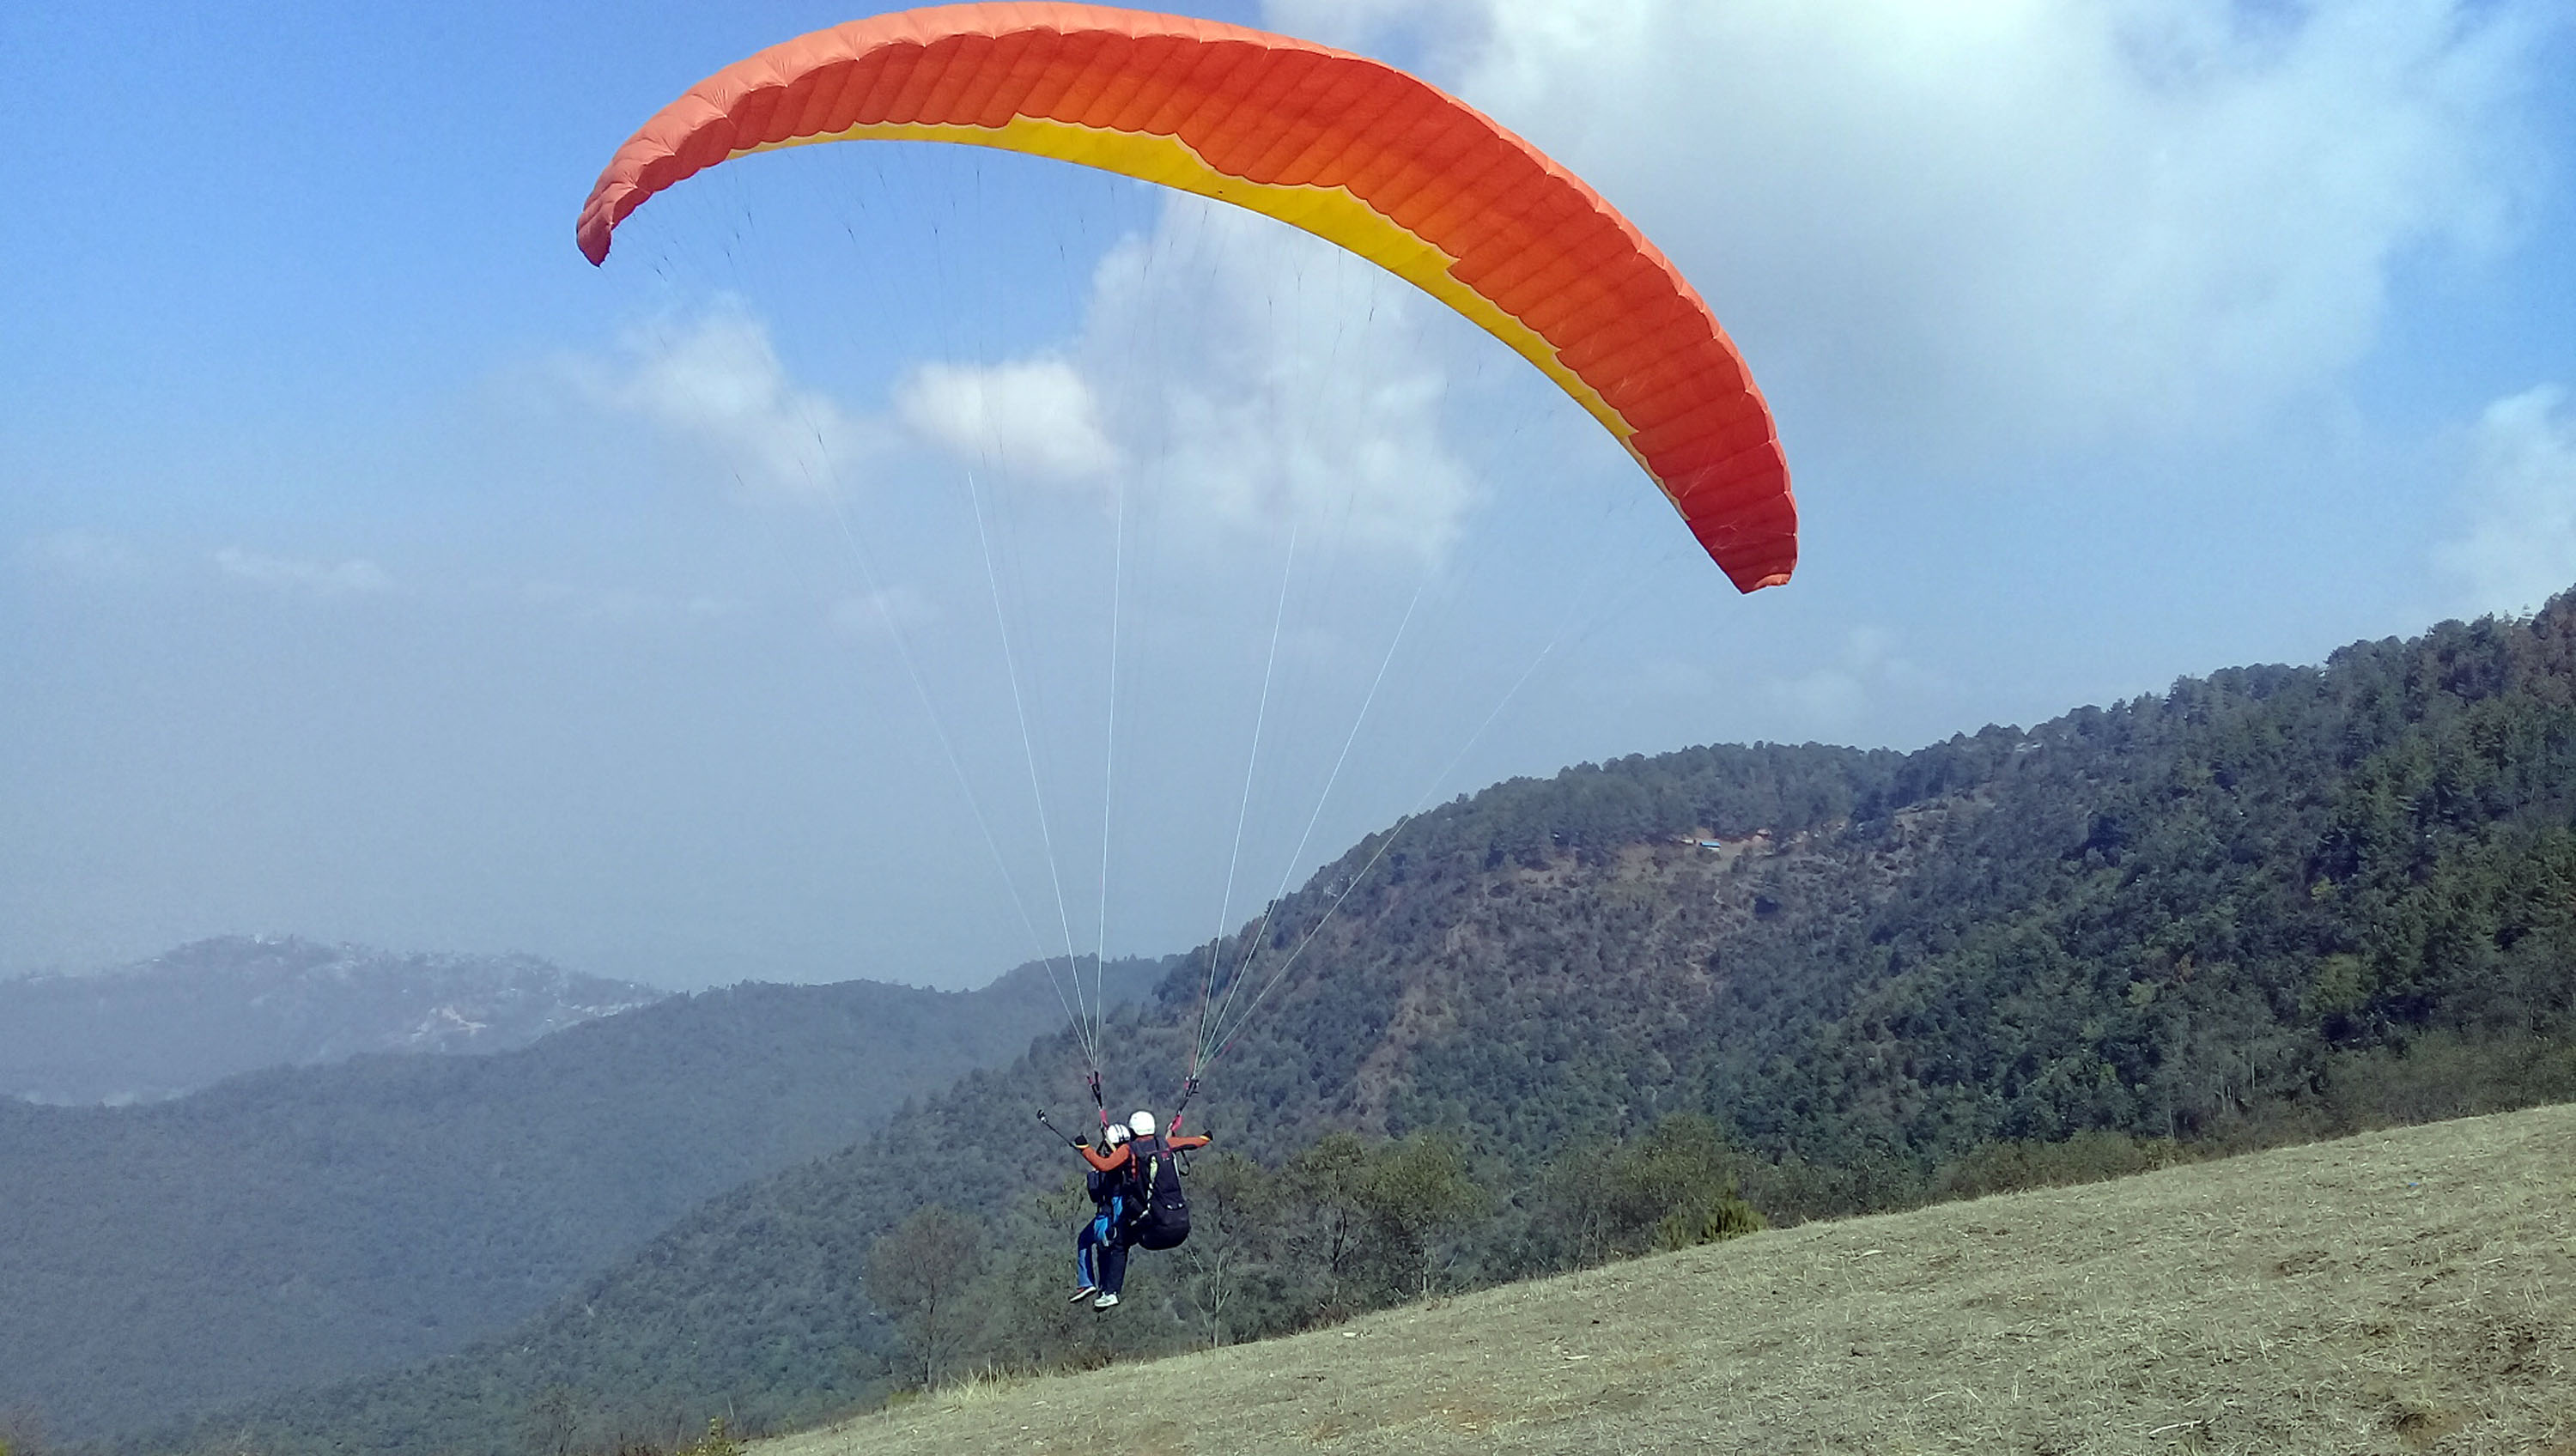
5, 0, 2573, 988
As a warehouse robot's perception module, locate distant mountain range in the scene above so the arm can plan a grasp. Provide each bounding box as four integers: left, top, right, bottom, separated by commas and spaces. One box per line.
0, 948, 1166, 1442
0, 937, 664, 1105
137, 592, 2576, 1456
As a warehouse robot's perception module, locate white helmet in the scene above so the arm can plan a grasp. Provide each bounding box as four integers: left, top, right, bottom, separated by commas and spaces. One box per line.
1128, 1109, 1157, 1138
1103, 1123, 1132, 1146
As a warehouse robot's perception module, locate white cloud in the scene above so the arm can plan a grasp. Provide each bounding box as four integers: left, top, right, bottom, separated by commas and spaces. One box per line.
1105, 208, 1478, 558
896, 357, 1119, 484
1272, 0, 2548, 470
213, 548, 394, 596
1264, 0, 1494, 70
579, 302, 885, 501
2436, 385, 2576, 616
1767, 625, 1937, 735
902, 201, 1479, 561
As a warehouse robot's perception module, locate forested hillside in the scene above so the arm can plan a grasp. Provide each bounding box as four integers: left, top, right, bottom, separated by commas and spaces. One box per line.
134, 597, 2576, 1456
0, 937, 663, 1105
0, 957, 1166, 1441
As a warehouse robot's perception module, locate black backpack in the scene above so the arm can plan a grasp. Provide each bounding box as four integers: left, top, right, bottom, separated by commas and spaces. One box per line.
1128, 1135, 1192, 1250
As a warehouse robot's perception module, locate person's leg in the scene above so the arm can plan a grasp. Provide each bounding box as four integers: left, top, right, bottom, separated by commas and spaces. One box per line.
1097, 1233, 1129, 1299
1095, 1195, 1131, 1298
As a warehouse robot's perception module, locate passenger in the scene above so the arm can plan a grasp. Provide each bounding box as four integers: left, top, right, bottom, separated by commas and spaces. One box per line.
1069, 1123, 1132, 1303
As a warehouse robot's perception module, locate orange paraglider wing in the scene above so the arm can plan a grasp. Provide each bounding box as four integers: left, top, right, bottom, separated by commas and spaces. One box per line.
577, 3, 1795, 592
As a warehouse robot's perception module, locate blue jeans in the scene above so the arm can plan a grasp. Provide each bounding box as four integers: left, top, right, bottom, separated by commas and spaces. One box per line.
1077, 1195, 1126, 1290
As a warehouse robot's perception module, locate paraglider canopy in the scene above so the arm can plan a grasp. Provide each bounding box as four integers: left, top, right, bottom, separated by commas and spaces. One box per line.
576, 2, 1797, 592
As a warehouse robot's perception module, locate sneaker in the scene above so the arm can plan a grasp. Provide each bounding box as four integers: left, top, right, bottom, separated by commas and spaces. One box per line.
1091, 1292, 1121, 1309
1068, 1286, 1097, 1303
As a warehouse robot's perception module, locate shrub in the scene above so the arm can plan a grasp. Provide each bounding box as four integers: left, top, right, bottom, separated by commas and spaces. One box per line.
1651, 1193, 1769, 1252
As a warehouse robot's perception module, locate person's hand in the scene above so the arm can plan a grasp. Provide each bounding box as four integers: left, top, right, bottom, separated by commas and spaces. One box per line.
1069, 1138, 1089, 1149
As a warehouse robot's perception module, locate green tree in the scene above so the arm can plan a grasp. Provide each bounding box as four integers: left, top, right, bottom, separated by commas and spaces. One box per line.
1553, 1114, 1767, 1263
1360, 1133, 1491, 1296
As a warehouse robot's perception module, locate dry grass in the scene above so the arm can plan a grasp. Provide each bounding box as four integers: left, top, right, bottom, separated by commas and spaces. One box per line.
766, 1103, 2576, 1455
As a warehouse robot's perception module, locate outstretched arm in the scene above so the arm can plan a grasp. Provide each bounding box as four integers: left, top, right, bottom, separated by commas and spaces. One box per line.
1078, 1144, 1132, 1173
1168, 1133, 1212, 1152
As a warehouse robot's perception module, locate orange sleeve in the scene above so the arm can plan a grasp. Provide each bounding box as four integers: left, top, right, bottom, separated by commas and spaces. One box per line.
1170, 1134, 1212, 1151
1078, 1144, 1131, 1172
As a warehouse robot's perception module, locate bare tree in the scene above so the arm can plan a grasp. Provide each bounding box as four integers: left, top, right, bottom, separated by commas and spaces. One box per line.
1176, 1150, 1278, 1346
520, 1386, 580, 1456
865, 1205, 987, 1388
1281, 1131, 1374, 1316
0, 1408, 49, 1456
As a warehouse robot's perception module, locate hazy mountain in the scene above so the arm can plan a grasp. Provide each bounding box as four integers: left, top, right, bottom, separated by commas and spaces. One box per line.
0, 937, 664, 1105
0, 954, 1165, 1442
149, 592, 2576, 1456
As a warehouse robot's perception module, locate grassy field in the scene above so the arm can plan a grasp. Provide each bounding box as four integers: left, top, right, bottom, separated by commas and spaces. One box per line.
771, 1104, 2575, 1455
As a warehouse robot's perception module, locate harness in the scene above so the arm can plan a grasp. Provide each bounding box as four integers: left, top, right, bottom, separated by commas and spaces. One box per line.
1128, 1132, 1193, 1250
